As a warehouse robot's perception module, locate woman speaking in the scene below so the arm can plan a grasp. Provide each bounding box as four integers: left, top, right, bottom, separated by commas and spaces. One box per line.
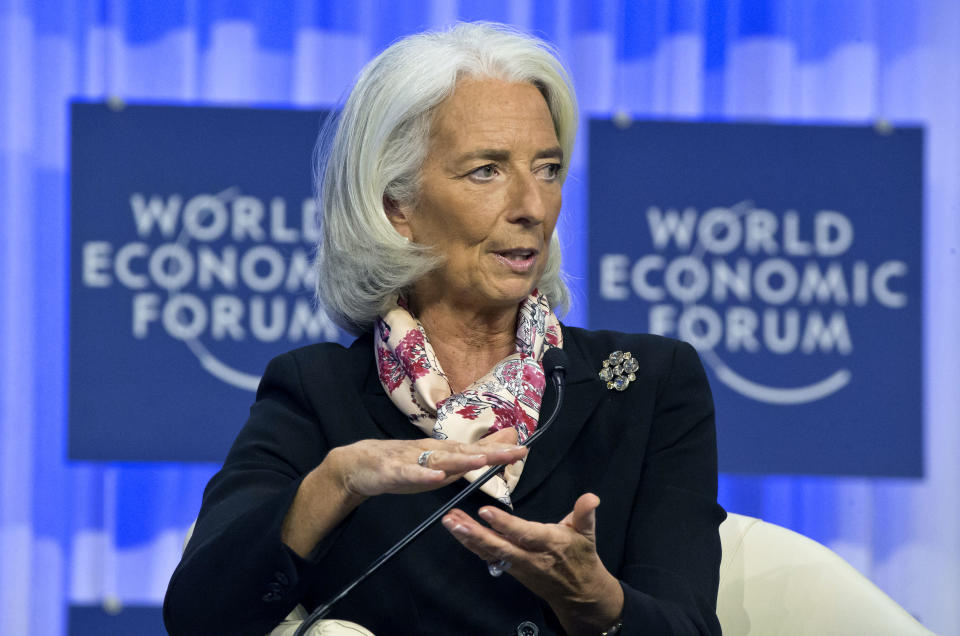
164, 22, 724, 636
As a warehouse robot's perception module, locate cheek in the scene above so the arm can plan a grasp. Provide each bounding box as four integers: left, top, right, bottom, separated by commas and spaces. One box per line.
414, 191, 492, 246
544, 196, 562, 234
446, 206, 499, 247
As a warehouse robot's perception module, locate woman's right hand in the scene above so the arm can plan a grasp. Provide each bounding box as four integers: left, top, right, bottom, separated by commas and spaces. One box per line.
328, 428, 527, 499
281, 429, 527, 556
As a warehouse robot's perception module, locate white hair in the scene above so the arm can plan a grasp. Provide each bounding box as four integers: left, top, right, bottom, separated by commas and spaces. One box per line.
314, 22, 578, 334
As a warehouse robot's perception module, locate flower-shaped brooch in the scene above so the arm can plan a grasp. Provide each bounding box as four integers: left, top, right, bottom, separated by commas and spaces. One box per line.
599, 350, 639, 391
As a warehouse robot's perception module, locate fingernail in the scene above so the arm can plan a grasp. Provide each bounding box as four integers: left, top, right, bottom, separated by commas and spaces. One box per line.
478, 508, 493, 521
442, 516, 468, 535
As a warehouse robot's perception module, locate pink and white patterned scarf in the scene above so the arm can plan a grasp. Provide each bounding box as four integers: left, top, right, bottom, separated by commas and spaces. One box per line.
374, 290, 563, 505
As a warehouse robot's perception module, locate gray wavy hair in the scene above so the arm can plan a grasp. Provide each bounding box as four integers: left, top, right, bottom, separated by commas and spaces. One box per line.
314, 22, 578, 334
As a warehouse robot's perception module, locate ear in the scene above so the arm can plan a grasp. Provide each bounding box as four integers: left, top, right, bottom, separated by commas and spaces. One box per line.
383, 194, 413, 240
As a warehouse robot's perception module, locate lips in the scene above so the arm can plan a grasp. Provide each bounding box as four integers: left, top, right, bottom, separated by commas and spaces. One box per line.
493, 247, 539, 273
496, 248, 537, 261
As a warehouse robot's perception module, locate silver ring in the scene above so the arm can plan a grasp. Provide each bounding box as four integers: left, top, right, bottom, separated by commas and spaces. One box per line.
417, 450, 434, 467
487, 559, 511, 577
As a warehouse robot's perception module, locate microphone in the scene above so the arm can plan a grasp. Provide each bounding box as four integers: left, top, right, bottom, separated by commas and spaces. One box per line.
523, 347, 567, 448
294, 348, 569, 636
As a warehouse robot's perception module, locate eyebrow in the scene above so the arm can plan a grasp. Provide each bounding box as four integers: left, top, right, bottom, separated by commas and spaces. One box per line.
457, 146, 564, 164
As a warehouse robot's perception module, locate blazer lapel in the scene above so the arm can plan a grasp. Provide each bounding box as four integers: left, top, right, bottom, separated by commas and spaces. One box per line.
511, 329, 605, 503
351, 333, 424, 441
363, 377, 423, 442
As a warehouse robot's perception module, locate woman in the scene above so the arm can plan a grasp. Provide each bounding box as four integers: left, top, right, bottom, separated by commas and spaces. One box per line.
164, 23, 724, 636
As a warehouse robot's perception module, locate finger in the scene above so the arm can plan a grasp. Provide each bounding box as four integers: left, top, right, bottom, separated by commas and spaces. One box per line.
442, 509, 518, 562
419, 433, 518, 452
474, 432, 528, 463
419, 436, 526, 462
471, 436, 526, 456
449, 437, 527, 466
417, 447, 525, 474
417, 449, 486, 472
566, 493, 600, 539
477, 506, 557, 551
479, 445, 528, 466
397, 463, 448, 486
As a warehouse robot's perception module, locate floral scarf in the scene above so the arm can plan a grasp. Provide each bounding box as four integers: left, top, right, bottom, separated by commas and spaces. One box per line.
374, 290, 563, 505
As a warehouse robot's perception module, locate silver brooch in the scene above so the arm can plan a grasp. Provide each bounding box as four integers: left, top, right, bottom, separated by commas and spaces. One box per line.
599, 350, 639, 391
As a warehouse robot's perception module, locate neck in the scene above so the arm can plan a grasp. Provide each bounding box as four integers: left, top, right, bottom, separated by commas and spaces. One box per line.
409, 296, 520, 393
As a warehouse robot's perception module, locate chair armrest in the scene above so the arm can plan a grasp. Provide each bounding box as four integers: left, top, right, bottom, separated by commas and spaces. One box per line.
266, 608, 374, 636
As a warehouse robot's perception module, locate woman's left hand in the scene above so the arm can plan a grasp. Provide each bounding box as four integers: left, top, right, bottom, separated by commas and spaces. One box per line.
442, 493, 624, 636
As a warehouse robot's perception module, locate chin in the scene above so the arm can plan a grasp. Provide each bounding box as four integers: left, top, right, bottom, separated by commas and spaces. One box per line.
469, 274, 541, 310
490, 286, 538, 307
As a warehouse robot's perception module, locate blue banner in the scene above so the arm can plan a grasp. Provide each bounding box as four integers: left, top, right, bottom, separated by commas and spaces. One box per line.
588, 120, 923, 476
70, 103, 352, 461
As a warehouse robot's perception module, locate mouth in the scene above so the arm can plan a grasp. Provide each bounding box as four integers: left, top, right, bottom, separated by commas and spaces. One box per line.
493, 248, 539, 272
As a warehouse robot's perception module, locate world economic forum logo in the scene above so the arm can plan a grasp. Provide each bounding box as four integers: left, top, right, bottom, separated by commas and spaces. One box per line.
597, 202, 909, 405
79, 187, 340, 391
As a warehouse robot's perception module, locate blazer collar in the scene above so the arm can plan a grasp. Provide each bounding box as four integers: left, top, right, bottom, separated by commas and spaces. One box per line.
511, 325, 605, 502
358, 325, 607, 496
358, 334, 425, 441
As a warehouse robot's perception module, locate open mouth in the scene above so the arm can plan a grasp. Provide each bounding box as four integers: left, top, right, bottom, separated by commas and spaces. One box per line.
497, 248, 537, 261
494, 248, 538, 272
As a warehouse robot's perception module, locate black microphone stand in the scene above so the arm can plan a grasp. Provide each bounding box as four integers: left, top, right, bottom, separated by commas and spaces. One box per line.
294, 359, 567, 636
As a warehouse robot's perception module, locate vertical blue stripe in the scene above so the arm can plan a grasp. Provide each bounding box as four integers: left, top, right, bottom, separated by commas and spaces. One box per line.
71, 468, 106, 531
126, 0, 189, 44
196, 0, 267, 51
30, 167, 69, 538
798, 0, 872, 62
877, 0, 919, 64
173, 465, 219, 526
459, 0, 510, 24
255, 0, 295, 51
197, 0, 212, 49
619, 0, 659, 60
32, 0, 70, 35
736, 0, 788, 37
306, 0, 361, 31
531, 0, 560, 44
210, 0, 254, 21
115, 467, 162, 548
94, 0, 112, 27
372, 0, 429, 54
667, 0, 700, 34
704, 0, 726, 70
572, 0, 613, 32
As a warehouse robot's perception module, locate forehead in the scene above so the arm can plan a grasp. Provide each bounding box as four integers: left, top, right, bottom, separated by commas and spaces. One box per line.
428, 78, 558, 151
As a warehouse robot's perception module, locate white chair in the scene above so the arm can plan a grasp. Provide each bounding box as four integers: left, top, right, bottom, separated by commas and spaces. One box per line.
717, 513, 935, 635
266, 608, 372, 636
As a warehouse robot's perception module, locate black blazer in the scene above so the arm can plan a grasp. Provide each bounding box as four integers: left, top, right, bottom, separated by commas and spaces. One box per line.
164, 326, 725, 635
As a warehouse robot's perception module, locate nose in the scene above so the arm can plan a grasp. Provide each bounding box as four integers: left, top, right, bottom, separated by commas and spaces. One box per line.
506, 170, 548, 226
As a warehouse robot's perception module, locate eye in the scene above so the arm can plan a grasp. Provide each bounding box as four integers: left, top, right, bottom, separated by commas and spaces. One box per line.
468, 164, 499, 182
538, 163, 562, 181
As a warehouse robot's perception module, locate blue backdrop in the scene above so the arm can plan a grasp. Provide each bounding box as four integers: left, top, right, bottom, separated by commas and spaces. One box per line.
1, 1, 958, 634
588, 119, 923, 476
69, 103, 346, 461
